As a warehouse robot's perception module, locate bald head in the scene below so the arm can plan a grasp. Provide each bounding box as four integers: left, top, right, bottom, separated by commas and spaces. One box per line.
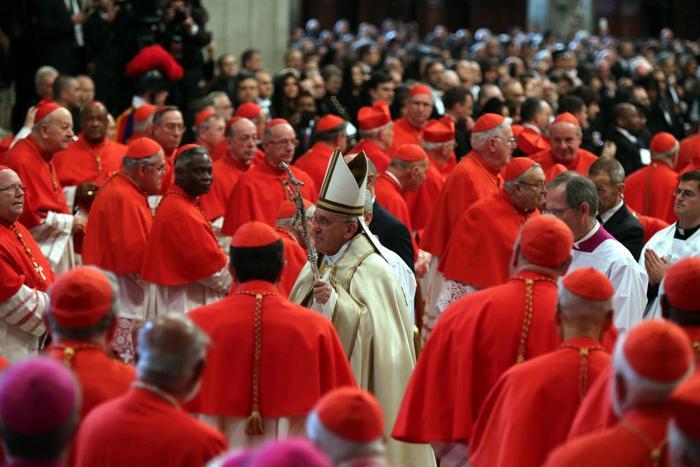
136, 315, 209, 400
33, 107, 74, 154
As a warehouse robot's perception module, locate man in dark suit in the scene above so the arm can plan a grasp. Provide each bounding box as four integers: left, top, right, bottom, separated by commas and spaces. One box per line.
369, 199, 415, 271
608, 103, 645, 175
588, 157, 644, 260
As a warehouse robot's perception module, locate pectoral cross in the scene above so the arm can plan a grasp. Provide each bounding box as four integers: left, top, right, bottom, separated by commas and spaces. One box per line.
33, 261, 47, 281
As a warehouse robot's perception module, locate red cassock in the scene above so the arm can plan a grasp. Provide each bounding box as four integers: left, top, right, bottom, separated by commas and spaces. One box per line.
392, 273, 563, 445
683, 155, 700, 175
429, 151, 457, 179
531, 148, 597, 181
221, 161, 317, 236
404, 163, 444, 232
158, 149, 176, 195
141, 185, 227, 286
277, 229, 308, 297
0, 221, 54, 300
374, 173, 414, 231
53, 135, 127, 186
420, 151, 502, 258
294, 142, 335, 189
199, 155, 251, 221
624, 162, 679, 224
635, 212, 670, 243
186, 280, 356, 417
44, 342, 135, 419
676, 133, 700, 172
390, 117, 423, 153
351, 140, 390, 174
469, 337, 610, 467
3, 136, 69, 228
74, 387, 228, 467
544, 407, 672, 467
83, 174, 152, 274
517, 127, 551, 156
211, 139, 228, 161
567, 364, 618, 440
439, 190, 538, 288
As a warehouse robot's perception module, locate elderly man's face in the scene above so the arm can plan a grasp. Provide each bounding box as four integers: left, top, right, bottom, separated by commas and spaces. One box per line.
310, 208, 357, 256
550, 122, 582, 162
36, 73, 57, 99
152, 110, 184, 153
176, 152, 213, 197
229, 119, 258, 166
41, 108, 74, 153
237, 78, 259, 103
263, 123, 297, 166
588, 171, 621, 214
134, 150, 166, 195
81, 102, 109, 144
512, 166, 546, 211
212, 95, 233, 120
76, 76, 95, 106
0, 170, 25, 223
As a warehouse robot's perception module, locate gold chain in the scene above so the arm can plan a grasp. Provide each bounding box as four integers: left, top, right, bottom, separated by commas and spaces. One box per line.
560, 343, 603, 401
10, 223, 48, 282
620, 421, 667, 467
233, 290, 279, 435
513, 276, 557, 364
47, 342, 103, 367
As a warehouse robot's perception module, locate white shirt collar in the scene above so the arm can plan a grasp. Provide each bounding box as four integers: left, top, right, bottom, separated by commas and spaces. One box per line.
573, 221, 600, 248
599, 200, 624, 224
323, 241, 351, 266
385, 171, 402, 189
615, 127, 638, 144
522, 123, 542, 134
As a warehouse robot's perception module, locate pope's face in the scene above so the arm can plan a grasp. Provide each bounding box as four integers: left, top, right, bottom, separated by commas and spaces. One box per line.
0, 169, 25, 223
310, 208, 357, 256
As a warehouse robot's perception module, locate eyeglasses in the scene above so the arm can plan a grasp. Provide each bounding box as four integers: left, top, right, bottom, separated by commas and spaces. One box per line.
0, 184, 25, 194
159, 122, 185, 132
518, 180, 546, 189
492, 136, 517, 145
309, 215, 353, 228
543, 206, 572, 217
269, 138, 299, 147
675, 188, 697, 199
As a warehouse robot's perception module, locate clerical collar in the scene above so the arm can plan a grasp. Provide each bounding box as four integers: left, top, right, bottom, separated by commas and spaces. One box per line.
323, 241, 351, 267
599, 200, 624, 224
615, 127, 638, 145
675, 223, 700, 240
522, 123, 542, 134
384, 171, 402, 190
573, 221, 615, 252
132, 381, 180, 408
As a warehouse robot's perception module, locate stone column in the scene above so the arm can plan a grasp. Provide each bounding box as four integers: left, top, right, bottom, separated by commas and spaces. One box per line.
527, 0, 594, 38
202, 0, 290, 73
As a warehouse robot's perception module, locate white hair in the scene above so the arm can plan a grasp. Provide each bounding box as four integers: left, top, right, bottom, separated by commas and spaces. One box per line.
34, 65, 58, 86
503, 163, 542, 191
610, 332, 694, 416
470, 118, 513, 151
306, 410, 384, 463
668, 421, 700, 467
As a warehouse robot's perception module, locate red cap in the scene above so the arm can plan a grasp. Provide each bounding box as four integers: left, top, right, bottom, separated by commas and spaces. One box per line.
277, 199, 311, 219
250, 440, 330, 467
409, 84, 432, 96
472, 113, 505, 133
126, 137, 163, 159
0, 165, 10, 171
549, 164, 568, 179
664, 257, 700, 312
393, 143, 427, 162
174, 144, 201, 160
232, 221, 281, 248
194, 107, 216, 127
235, 102, 263, 119
423, 117, 455, 143
133, 104, 156, 123
314, 387, 384, 442
512, 124, 524, 137
670, 373, 700, 440
316, 115, 345, 133
622, 320, 693, 383
562, 267, 614, 301
125, 44, 184, 81
266, 118, 289, 128
520, 216, 573, 268
357, 100, 391, 131
517, 129, 550, 155
0, 357, 77, 436
225, 116, 244, 132
49, 267, 113, 329
34, 99, 61, 124
504, 157, 537, 182
553, 112, 580, 127
650, 132, 679, 154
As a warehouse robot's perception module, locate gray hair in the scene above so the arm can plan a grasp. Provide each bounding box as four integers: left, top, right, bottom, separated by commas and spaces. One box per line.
35, 65, 59, 87
588, 157, 625, 184
470, 118, 513, 152
122, 154, 160, 172
206, 91, 228, 103
364, 190, 374, 215
668, 421, 700, 465
548, 172, 599, 218
504, 163, 542, 191
358, 121, 391, 140
557, 285, 611, 325
136, 315, 210, 384
421, 140, 447, 152
652, 146, 679, 161
47, 268, 120, 340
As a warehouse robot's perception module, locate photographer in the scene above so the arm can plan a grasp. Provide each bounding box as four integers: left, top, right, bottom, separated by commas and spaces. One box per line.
160, 0, 212, 111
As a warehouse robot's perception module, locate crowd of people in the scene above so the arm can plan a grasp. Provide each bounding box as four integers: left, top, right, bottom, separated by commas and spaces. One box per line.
1, 1, 700, 466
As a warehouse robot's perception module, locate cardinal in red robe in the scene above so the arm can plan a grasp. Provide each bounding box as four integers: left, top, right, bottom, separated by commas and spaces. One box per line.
187, 222, 355, 447
294, 115, 347, 189
469, 268, 615, 467
624, 132, 679, 223
532, 113, 597, 181
351, 100, 393, 174
390, 84, 432, 152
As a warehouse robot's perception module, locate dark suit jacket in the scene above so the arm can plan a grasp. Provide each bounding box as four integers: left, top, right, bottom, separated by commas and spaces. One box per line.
608, 129, 644, 175
369, 200, 415, 272
601, 202, 644, 261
